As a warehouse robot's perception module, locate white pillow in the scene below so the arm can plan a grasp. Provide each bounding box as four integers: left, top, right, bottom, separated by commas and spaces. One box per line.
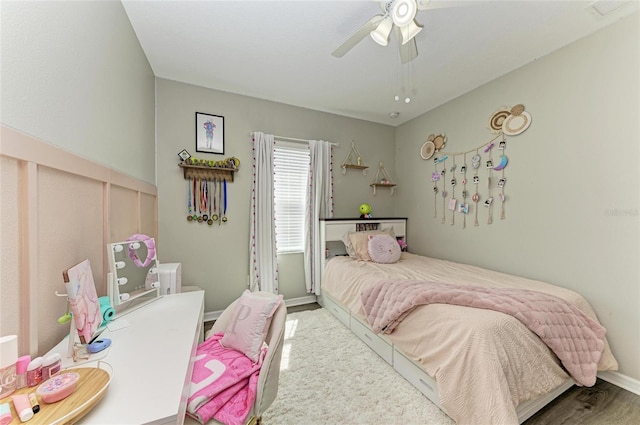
367, 234, 401, 264
342, 228, 395, 260
220, 290, 283, 362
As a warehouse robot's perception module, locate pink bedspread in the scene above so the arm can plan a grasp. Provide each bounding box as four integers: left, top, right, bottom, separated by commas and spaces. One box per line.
186, 333, 266, 425
362, 279, 606, 386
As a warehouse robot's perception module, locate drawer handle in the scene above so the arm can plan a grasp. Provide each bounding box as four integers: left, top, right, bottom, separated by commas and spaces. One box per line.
418, 378, 433, 391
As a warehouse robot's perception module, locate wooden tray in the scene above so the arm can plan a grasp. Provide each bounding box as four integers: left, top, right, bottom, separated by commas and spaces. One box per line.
0, 362, 112, 424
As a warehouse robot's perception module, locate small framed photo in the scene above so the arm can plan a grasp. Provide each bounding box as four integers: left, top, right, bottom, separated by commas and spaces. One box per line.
178, 149, 191, 162
195, 112, 225, 155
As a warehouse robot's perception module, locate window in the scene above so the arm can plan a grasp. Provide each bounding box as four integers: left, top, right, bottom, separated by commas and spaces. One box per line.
273, 143, 309, 253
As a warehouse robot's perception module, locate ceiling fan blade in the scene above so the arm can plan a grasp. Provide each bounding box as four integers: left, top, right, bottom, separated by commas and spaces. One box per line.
331, 15, 384, 58
399, 37, 418, 64
417, 0, 470, 10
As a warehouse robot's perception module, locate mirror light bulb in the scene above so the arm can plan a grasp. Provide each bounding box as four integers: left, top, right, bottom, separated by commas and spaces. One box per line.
112, 244, 123, 253
115, 261, 126, 269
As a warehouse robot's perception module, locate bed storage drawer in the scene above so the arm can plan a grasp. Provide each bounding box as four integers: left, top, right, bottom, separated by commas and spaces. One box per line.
393, 348, 442, 407
323, 296, 350, 328
350, 316, 393, 364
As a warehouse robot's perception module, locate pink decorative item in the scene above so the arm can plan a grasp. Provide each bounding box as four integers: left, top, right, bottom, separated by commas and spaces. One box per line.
220, 291, 283, 362
25, 357, 43, 387
367, 234, 401, 264
126, 234, 156, 268
15, 355, 30, 389
63, 260, 101, 344
36, 372, 80, 404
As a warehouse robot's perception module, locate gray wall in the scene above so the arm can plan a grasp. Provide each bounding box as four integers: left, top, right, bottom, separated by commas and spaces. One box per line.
155, 79, 396, 312
0, 0, 156, 184
394, 13, 639, 380
3, 0, 637, 385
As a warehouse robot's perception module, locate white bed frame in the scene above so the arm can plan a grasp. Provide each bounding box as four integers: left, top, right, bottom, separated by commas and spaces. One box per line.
318, 218, 574, 423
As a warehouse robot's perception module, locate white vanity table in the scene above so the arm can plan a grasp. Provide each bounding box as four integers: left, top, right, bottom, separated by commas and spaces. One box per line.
47, 290, 204, 425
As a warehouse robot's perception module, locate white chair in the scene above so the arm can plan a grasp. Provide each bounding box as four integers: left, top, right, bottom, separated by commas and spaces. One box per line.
185, 292, 287, 425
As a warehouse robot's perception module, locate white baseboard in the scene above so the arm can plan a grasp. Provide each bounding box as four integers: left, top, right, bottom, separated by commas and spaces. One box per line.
284, 295, 318, 307
598, 371, 640, 396
203, 295, 318, 323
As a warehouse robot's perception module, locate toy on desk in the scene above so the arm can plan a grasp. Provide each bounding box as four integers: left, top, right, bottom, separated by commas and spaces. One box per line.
87, 339, 111, 354
359, 203, 373, 219
36, 372, 80, 404
98, 296, 115, 327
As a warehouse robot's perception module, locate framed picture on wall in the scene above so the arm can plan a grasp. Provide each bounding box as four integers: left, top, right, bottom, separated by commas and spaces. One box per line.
195, 112, 225, 154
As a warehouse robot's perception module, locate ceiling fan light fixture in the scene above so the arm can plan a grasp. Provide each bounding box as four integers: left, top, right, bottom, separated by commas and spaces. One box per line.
392, 0, 417, 27
370, 16, 393, 46
400, 19, 423, 45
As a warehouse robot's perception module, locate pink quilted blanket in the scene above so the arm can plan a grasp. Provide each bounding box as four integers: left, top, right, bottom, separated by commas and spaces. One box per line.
361, 279, 606, 386
186, 333, 265, 425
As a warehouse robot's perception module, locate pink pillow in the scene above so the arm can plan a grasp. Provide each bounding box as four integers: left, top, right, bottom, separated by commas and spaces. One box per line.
220, 290, 283, 362
367, 234, 401, 264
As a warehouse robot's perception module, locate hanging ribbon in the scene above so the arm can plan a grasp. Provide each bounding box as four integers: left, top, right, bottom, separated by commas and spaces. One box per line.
222, 179, 228, 222
187, 178, 193, 221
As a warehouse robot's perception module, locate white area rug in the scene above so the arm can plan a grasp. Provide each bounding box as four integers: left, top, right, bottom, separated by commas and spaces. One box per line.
263, 308, 455, 425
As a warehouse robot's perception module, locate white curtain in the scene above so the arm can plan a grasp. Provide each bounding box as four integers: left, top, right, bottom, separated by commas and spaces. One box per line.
249, 132, 279, 294
304, 140, 334, 294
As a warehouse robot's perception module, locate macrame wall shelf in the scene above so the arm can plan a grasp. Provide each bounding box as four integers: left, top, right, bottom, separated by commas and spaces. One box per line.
178, 162, 238, 182
341, 140, 368, 175
371, 162, 396, 195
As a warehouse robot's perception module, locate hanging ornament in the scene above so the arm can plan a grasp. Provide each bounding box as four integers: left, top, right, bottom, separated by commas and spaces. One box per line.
472, 192, 480, 227
486, 146, 494, 225
498, 135, 507, 220
460, 153, 468, 229
432, 167, 440, 218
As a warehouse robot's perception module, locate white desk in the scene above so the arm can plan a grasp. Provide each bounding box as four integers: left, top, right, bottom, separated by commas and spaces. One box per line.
47, 290, 204, 425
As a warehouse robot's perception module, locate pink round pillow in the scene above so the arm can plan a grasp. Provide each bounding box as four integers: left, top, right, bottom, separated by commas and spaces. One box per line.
367, 234, 401, 264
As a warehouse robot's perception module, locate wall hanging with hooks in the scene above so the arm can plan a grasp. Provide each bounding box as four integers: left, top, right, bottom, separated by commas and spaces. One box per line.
177, 154, 240, 226
426, 104, 531, 229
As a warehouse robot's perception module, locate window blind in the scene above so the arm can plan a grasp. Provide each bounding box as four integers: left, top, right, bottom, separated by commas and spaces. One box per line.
273, 144, 309, 253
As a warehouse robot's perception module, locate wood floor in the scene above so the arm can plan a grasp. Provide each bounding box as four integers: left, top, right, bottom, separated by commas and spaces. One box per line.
524, 378, 640, 425
288, 303, 640, 424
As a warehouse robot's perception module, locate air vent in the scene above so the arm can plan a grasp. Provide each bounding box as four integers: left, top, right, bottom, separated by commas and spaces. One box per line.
588, 0, 631, 17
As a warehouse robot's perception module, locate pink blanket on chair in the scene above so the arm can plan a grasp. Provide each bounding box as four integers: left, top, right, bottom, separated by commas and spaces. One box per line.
186, 333, 266, 425
361, 279, 606, 386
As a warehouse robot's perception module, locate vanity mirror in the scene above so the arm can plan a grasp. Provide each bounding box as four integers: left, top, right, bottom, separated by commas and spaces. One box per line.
106, 234, 160, 308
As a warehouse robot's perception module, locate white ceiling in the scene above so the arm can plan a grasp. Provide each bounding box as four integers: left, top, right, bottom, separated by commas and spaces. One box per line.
122, 0, 639, 126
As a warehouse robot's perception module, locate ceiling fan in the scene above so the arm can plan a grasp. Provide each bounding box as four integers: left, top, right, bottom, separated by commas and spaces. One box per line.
331, 0, 449, 64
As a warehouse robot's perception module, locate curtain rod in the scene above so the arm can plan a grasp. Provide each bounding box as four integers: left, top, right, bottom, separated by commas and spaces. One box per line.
250, 132, 339, 147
